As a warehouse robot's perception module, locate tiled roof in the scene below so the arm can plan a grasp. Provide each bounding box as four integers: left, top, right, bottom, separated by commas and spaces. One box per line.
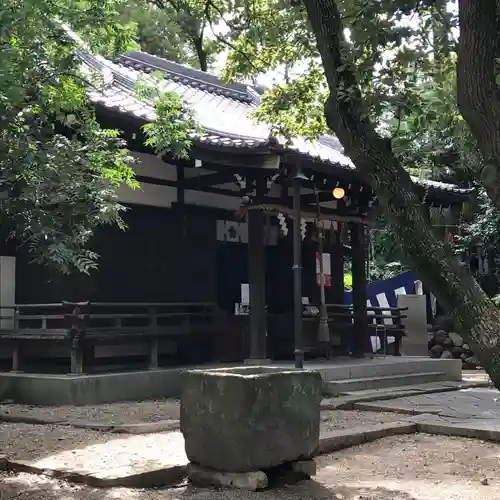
411, 178, 472, 195
79, 48, 471, 195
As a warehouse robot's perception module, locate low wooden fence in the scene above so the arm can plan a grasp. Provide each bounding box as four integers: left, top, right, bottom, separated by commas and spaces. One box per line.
0, 302, 221, 374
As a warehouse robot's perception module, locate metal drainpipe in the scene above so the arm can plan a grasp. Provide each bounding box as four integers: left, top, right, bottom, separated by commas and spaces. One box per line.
292, 166, 308, 369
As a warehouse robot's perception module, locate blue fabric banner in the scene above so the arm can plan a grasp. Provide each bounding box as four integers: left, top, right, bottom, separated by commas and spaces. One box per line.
344, 271, 417, 307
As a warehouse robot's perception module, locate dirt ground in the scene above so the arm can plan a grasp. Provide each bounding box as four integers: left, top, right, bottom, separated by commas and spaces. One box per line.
1, 433, 499, 500
0, 400, 182, 425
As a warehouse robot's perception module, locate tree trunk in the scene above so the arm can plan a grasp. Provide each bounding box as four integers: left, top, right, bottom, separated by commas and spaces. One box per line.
193, 35, 208, 72
302, 0, 500, 386
457, 0, 500, 209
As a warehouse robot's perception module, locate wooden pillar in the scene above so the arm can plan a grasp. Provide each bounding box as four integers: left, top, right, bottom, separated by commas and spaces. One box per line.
247, 209, 267, 361
176, 164, 186, 302
350, 223, 368, 357
247, 180, 268, 362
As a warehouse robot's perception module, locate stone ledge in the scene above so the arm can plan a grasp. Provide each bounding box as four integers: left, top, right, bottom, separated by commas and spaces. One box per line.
2, 457, 187, 488
318, 421, 417, 454
0, 412, 180, 434
187, 463, 268, 491
69, 419, 180, 434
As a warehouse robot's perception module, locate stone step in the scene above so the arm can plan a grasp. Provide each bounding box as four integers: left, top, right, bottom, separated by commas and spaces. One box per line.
321, 380, 491, 410
323, 371, 447, 396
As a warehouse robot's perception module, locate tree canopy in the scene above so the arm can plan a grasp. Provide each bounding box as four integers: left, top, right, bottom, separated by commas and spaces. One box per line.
0, 0, 197, 273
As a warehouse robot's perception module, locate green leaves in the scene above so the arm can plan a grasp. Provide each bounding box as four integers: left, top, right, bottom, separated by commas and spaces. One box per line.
0, 0, 137, 273
252, 66, 328, 140
135, 73, 200, 159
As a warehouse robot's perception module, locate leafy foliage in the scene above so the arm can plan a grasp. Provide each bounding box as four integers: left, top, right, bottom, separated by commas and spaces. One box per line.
455, 190, 500, 277
370, 227, 407, 281
136, 72, 199, 158
0, 0, 141, 273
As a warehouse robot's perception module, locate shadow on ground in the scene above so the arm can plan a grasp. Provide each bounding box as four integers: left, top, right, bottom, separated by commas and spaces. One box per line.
0, 472, 421, 500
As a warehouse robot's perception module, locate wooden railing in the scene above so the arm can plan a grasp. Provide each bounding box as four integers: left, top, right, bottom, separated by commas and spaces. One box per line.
0, 301, 221, 373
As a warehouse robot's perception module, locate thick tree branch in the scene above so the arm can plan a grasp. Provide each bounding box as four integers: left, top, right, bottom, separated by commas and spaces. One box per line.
302, 0, 500, 382
457, 0, 500, 210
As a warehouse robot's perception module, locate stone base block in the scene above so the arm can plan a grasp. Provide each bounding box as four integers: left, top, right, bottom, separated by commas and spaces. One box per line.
243, 358, 272, 366
291, 459, 316, 478
187, 463, 268, 491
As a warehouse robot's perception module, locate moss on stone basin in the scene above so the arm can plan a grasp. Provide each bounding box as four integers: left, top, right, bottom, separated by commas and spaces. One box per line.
180, 366, 322, 472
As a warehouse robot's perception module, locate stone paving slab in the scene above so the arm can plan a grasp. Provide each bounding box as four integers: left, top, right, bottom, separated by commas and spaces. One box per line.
2, 431, 190, 488
355, 387, 500, 418
409, 413, 500, 442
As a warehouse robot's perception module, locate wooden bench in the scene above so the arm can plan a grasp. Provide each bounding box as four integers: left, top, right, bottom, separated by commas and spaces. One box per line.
0, 301, 222, 373
326, 304, 408, 355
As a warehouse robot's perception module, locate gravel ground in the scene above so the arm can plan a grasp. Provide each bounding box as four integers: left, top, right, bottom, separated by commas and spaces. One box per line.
315, 433, 500, 500
0, 399, 181, 425
1, 434, 500, 500
320, 410, 401, 432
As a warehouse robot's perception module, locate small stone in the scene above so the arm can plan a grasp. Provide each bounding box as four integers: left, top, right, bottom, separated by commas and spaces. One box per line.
441, 350, 453, 359
480, 477, 489, 485
465, 356, 479, 367
434, 330, 449, 345
462, 343, 470, 351
451, 346, 464, 358
430, 344, 444, 357
442, 337, 453, 347
433, 316, 454, 332
448, 332, 464, 347
334, 494, 344, 500
291, 459, 316, 478
187, 463, 268, 491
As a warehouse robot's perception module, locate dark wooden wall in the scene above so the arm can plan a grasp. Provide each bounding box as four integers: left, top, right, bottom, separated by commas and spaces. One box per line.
15, 204, 217, 304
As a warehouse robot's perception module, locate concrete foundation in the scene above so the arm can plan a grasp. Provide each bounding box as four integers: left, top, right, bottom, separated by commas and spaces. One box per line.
398, 294, 429, 357
0, 357, 461, 405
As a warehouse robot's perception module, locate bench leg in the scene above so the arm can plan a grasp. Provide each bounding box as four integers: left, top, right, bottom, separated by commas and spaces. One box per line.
70, 343, 83, 374
12, 343, 20, 372
149, 338, 159, 370
394, 335, 402, 356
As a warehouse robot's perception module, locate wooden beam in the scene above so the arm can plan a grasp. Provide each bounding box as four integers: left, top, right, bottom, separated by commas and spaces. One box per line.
183, 171, 237, 189
191, 146, 280, 170
245, 203, 371, 225
136, 175, 243, 198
